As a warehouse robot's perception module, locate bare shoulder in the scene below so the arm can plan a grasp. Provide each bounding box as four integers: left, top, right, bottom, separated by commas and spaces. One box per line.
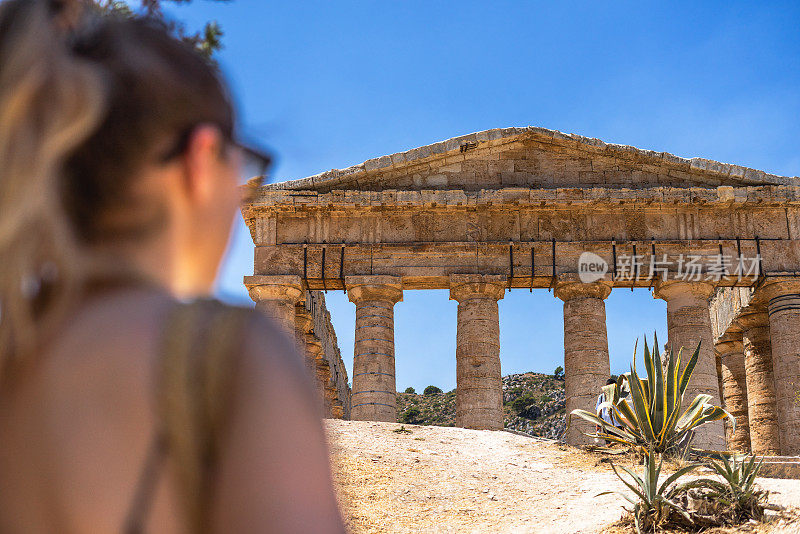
228, 306, 319, 413
211, 306, 345, 533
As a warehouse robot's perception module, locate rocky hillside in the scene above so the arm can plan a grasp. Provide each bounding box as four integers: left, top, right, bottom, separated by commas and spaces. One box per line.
396, 372, 566, 440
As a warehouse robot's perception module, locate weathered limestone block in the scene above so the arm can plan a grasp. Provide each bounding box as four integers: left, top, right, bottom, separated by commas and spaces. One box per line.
305, 334, 328, 414
347, 276, 403, 422
554, 277, 612, 446
315, 359, 334, 415
331, 400, 345, 419
654, 280, 725, 450
715, 333, 751, 452
449, 274, 506, 430
736, 310, 781, 455
294, 304, 316, 366
710, 287, 754, 342
244, 275, 304, 334
759, 279, 800, 455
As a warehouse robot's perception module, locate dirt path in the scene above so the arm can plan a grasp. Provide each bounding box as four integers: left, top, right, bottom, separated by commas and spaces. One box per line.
326, 420, 800, 534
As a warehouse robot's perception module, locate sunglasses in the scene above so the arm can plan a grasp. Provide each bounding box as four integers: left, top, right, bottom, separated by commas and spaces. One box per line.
159, 126, 274, 189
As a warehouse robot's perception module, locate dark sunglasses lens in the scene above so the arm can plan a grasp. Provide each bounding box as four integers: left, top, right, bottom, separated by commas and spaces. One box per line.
238, 145, 272, 186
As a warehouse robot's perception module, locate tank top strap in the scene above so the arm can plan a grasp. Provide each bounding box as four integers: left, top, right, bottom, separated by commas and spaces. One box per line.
123, 299, 254, 534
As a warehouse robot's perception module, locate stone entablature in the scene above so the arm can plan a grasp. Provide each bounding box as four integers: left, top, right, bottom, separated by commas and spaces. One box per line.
245, 184, 800, 292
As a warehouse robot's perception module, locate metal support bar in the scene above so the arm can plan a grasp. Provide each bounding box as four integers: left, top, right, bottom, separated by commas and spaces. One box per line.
755, 236, 764, 278
340, 245, 346, 293
321, 245, 327, 292
719, 238, 726, 277
530, 245, 535, 292
612, 240, 617, 281
508, 243, 514, 291
549, 238, 556, 292
649, 239, 656, 290
303, 244, 308, 285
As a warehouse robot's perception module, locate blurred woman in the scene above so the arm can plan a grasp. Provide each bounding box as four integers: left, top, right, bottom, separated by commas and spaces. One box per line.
0, 1, 345, 532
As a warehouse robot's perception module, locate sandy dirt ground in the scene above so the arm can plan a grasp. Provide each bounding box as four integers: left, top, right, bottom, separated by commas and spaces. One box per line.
326, 420, 800, 534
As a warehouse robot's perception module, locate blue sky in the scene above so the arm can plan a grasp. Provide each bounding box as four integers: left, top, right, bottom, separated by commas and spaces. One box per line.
169, 1, 800, 392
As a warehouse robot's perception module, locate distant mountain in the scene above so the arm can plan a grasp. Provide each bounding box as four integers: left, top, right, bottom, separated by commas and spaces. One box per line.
396, 372, 566, 440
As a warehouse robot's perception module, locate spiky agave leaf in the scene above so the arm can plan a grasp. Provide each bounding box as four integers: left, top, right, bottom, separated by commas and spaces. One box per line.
677, 341, 701, 397
603, 450, 699, 533
658, 463, 700, 495
569, 335, 734, 455
608, 461, 650, 504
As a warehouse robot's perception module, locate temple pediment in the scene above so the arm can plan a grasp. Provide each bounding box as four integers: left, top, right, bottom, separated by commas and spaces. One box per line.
266, 126, 796, 192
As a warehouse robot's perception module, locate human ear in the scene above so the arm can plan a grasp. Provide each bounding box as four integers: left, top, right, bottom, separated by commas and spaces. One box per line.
181, 124, 225, 203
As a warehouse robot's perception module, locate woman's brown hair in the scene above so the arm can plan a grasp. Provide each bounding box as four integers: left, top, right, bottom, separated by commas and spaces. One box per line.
0, 0, 235, 379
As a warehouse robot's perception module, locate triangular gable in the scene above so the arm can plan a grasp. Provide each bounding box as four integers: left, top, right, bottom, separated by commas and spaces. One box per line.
265, 126, 796, 192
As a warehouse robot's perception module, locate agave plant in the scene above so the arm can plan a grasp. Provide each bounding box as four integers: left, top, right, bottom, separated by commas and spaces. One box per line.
598, 451, 699, 533
690, 454, 769, 522
569, 334, 734, 455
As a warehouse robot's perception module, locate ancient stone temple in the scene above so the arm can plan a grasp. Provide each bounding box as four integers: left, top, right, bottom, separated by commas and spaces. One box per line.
242, 126, 799, 451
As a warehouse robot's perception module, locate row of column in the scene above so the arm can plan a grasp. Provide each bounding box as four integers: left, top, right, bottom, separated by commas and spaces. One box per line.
348, 274, 506, 429
715, 279, 800, 456
343, 275, 730, 449
246, 273, 798, 454
246, 275, 346, 419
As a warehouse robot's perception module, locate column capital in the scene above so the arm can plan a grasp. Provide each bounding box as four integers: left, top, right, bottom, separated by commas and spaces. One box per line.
735, 307, 770, 331
345, 275, 403, 304
756, 277, 800, 299
449, 274, 507, 302
294, 304, 314, 332
715, 331, 744, 356
305, 332, 323, 353
244, 275, 304, 304
553, 275, 612, 302
653, 279, 715, 305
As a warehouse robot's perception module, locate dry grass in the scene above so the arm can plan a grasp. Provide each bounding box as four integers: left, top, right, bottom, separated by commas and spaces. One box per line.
602, 508, 800, 533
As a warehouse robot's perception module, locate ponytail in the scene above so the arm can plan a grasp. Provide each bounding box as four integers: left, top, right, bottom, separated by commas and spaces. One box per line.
0, 0, 106, 377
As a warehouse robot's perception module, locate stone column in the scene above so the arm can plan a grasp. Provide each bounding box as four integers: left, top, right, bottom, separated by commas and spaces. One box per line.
449, 274, 506, 430
331, 400, 345, 419
759, 279, 800, 455
715, 332, 751, 452
316, 361, 335, 418
244, 275, 304, 334
304, 333, 328, 414
653, 280, 724, 450
554, 277, 612, 446
346, 276, 403, 422
295, 303, 316, 369
736, 310, 781, 455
